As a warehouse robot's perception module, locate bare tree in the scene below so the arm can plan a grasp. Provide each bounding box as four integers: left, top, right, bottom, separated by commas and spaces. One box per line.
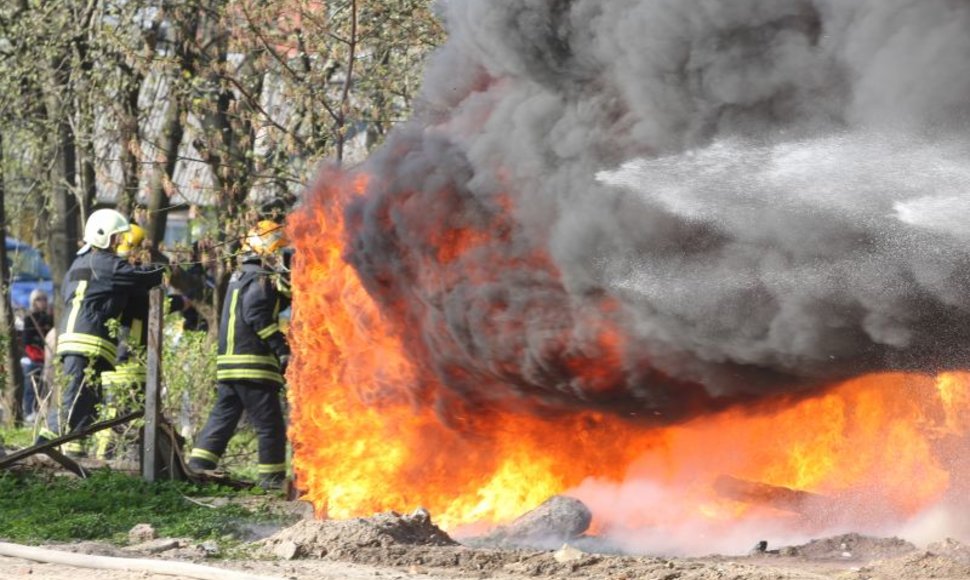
1, 0, 443, 328
0, 131, 25, 425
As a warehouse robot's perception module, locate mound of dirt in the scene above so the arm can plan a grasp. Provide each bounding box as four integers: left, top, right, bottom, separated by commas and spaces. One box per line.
926, 538, 970, 563
784, 532, 916, 561
259, 507, 456, 559
854, 549, 970, 580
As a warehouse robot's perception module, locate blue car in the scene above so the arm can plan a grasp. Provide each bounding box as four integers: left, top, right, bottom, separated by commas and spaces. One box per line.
7, 237, 54, 312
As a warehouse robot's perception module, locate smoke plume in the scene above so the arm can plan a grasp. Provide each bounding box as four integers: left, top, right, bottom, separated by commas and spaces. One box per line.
339, 0, 970, 423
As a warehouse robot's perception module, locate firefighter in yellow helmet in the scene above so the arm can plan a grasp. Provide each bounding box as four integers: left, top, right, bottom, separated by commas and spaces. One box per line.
108, 224, 151, 378
115, 223, 146, 260
39, 210, 164, 453
189, 219, 291, 488
96, 223, 149, 458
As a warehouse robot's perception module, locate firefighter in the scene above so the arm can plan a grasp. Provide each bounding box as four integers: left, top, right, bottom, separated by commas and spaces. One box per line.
96, 224, 149, 458
101, 224, 150, 395
188, 220, 291, 489
39, 210, 164, 454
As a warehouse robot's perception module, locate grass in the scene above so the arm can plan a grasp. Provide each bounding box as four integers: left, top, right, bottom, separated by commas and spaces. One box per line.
0, 396, 294, 548
2, 411, 286, 485
0, 425, 34, 449
0, 469, 291, 546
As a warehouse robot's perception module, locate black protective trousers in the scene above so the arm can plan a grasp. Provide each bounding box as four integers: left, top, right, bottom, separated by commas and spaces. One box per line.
47, 354, 112, 435
189, 381, 286, 480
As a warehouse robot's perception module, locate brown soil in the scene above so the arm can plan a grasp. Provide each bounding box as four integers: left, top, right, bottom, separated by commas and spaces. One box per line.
5, 509, 970, 580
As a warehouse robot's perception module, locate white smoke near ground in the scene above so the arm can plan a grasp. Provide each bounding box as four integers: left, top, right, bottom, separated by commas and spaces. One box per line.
569, 476, 818, 556
569, 475, 970, 556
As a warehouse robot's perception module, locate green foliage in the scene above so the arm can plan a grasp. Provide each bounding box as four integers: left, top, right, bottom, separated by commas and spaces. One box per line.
0, 0, 440, 478
0, 0, 445, 336
160, 312, 286, 482
0, 470, 286, 544
0, 424, 32, 448
97, 312, 223, 464
162, 317, 218, 432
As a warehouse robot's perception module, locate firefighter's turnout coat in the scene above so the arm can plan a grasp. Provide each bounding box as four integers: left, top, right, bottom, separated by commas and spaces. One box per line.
48, 250, 163, 437
57, 251, 165, 362
189, 257, 290, 484
216, 260, 290, 383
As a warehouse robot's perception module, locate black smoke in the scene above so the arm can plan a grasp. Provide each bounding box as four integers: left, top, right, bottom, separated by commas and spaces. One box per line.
340, 0, 970, 423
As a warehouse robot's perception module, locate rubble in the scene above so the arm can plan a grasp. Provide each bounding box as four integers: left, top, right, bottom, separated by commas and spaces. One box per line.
127, 523, 156, 544
273, 540, 300, 560
783, 533, 916, 561
552, 544, 585, 563
927, 538, 970, 563
122, 538, 183, 555
472, 495, 592, 549
714, 475, 838, 517
258, 507, 456, 559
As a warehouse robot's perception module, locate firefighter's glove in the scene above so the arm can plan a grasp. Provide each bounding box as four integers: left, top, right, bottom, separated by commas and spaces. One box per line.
279, 354, 290, 376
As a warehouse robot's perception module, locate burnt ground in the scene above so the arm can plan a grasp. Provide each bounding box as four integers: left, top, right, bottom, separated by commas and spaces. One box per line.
5, 506, 970, 580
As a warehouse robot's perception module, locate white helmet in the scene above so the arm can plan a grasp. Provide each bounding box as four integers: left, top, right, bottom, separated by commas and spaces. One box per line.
79, 209, 130, 254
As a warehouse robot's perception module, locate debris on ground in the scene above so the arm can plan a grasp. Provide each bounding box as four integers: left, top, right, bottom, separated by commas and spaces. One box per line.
783, 532, 917, 561
469, 495, 593, 549
121, 538, 185, 555
127, 523, 157, 544
552, 543, 586, 563
927, 537, 970, 563
258, 507, 456, 559
10, 526, 970, 580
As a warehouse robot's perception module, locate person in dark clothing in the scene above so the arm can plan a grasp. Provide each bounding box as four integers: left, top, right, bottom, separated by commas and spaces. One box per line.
38, 209, 164, 454
98, 225, 202, 458
188, 220, 291, 489
21, 289, 54, 422
101, 224, 150, 399
168, 293, 208, 333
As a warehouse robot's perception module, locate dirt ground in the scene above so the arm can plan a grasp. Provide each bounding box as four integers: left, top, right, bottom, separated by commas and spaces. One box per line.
5, 507, 970, 580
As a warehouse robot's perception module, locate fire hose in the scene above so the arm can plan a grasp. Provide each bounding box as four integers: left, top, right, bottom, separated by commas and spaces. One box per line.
0, 541, 285, 580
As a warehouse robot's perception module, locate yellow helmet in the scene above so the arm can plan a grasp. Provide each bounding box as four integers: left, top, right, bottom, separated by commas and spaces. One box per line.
243, 220, 288, 256
117, 224, 146, 257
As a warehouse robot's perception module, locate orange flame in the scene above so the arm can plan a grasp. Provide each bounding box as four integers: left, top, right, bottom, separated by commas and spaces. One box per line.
287, 170, 970, 533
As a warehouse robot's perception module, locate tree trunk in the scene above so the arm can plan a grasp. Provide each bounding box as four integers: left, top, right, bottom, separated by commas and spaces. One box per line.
48, 116, 80, 322
0, 132, 24, 426
81, 139, 97, 214
335, 0, 358, 164
145, 94, 184, 252
116, 80, 141, 216
144, 10, 201, 253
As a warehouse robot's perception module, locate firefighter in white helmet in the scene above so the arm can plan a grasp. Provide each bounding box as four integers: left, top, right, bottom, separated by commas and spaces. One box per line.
38, 210, 165, 454
188, 219, 291, 488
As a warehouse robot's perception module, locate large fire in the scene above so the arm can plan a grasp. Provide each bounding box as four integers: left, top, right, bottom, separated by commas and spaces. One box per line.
287, 170, 970, 538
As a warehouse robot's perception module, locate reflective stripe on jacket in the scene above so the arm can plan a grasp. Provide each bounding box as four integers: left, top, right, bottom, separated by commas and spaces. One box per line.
56, 250, 164, 364
216, 259, 290, 385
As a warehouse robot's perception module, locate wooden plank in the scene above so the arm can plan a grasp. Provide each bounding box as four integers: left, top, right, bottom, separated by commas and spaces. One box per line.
713, 475, 833, 515
0, 411, 143, 470
42, 448, 89, 478
142, 287, 164, 482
